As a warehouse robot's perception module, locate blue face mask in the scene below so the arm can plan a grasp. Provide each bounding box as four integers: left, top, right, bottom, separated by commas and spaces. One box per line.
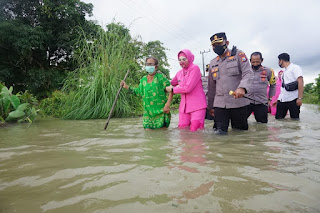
145, 66, 155, 74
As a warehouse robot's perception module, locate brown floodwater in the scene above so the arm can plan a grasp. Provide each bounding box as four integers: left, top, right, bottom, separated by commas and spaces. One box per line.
0, 104, 320, 213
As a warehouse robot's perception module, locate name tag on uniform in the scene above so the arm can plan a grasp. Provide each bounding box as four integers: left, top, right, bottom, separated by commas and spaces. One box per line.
227, 56, 236, 62
211, 67, 220, 80
260, 70, 267, 81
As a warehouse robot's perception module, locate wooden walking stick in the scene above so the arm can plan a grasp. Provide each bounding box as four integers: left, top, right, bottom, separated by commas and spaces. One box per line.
229, 90, 268, 106
104, 69, 130, 130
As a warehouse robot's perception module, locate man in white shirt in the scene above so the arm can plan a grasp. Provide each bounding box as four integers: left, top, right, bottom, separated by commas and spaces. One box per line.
273, 53, 304, 119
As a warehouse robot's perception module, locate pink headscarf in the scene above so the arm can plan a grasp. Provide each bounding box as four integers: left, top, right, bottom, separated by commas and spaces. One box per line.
178, 49, 194, 69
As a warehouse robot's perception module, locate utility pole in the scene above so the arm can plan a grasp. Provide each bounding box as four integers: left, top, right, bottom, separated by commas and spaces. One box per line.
200, 49, 211, 76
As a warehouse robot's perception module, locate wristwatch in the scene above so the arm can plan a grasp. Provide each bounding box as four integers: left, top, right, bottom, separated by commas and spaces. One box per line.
268, 98, 272, 101
298, 97, 303, 100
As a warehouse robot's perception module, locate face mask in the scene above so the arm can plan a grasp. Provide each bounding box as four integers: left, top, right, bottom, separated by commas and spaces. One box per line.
252, 65, 261, 70
179, 60, 189, 68
214, 44, 227, 56
279, 61, 283, 68
145, 66, 155, 74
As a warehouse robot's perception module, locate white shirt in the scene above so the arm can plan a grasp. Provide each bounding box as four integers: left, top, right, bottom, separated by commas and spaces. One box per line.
278, 63, 303, 102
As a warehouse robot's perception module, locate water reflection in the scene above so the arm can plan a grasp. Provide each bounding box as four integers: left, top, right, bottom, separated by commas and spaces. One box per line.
169, 130, 209, 173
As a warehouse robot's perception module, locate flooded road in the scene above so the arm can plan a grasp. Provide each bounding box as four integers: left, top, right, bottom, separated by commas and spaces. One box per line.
0, 104, 320, 213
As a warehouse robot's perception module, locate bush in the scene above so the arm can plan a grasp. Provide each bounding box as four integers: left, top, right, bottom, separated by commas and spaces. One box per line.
39, 90, 70, 118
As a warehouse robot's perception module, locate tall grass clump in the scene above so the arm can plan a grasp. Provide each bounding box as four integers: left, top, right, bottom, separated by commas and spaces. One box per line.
62, 24, 143, 119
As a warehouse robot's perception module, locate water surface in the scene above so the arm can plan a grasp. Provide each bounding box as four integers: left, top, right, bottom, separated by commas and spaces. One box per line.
0, 104, 320, 212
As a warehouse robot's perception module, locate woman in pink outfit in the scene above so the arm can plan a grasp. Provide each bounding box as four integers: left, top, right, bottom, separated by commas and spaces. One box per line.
166, 49, 207, 131
268, 70, 283, 115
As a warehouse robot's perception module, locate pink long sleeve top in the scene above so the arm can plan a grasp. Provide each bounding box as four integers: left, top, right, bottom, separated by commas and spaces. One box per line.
171, 49, 207, 113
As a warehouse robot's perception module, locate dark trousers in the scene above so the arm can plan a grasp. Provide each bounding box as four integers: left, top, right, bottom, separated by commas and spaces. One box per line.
275, 99, 300, 119
213, 106, 249, 132
247, 103, 268, 123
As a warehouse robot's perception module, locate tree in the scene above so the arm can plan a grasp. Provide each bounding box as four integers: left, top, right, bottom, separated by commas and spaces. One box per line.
0, 0, 98, 97
315, 74, 320, 101
304, 83, 314, 93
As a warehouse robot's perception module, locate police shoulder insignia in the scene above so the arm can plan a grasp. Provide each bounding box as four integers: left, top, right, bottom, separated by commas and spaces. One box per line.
241, 56, 247, 62
239, 52, 247, 62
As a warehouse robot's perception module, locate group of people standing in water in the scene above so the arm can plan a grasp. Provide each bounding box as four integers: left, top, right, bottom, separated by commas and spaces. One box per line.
121, 32, 304, 134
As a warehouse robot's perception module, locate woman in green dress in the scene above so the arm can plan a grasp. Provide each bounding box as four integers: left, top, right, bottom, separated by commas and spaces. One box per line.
121, 57, 173, 129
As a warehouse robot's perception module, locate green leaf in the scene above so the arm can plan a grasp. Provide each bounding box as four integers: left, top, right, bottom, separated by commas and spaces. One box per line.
1, 86, 9, 96
3, 97, 10, 112
16, 103, 29, 112
28, 107, 38, 122
9, 95, 20, 109
6, 110, 25, 121
9, 86, 13, 94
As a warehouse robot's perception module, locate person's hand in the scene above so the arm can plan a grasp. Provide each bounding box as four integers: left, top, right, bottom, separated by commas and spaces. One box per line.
120, 80, 129, 89
233, 88, 246, 99
166, 85, 173, 93
272, 101, 277, 107
296, 99, 303, 106
209, 109, 214, 117
163, 104, 170, 114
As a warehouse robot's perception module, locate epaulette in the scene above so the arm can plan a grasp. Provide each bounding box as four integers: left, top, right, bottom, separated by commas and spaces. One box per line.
231, 46, 237, 56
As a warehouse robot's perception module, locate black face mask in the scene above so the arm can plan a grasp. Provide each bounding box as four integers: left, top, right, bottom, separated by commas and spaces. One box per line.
214, 44, 227, 56
279, 61, 283, 68
252, 65, 261, 70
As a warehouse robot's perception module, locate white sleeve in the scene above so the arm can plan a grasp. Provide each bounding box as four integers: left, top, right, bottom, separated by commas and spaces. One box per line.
294, 65, 303, 79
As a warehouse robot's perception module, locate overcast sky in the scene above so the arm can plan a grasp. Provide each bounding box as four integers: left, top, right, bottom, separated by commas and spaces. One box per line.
83, 0, 320, 84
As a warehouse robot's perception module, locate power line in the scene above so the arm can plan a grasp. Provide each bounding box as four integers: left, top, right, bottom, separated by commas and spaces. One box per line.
118, 0, 202, 52
117, 0, 210, 78
130, 0, 204, 50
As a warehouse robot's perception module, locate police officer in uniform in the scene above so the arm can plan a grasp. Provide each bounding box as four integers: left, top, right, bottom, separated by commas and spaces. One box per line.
207, 32, 253, 134
246, 52, 276, 123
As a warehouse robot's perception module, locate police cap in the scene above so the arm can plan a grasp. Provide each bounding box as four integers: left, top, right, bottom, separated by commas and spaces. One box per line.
210, 32, 227, 45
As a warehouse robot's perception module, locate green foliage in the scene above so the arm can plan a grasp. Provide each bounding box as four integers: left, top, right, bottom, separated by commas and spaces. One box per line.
303, 76, 320, 105
24, 68, 67, 98
0, 83, 38, 123
40, 90, 70, 117
315, 74, 320, 101
0, 0, 98, 97
59, 24, 144, 119
304, 83, 314, 93
37, 21, 171, 119
303, 92, 319, 105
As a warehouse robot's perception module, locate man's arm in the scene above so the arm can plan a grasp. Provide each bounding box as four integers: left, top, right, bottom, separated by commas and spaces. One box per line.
296, 76, 304, 106
235, 51, 253, 98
